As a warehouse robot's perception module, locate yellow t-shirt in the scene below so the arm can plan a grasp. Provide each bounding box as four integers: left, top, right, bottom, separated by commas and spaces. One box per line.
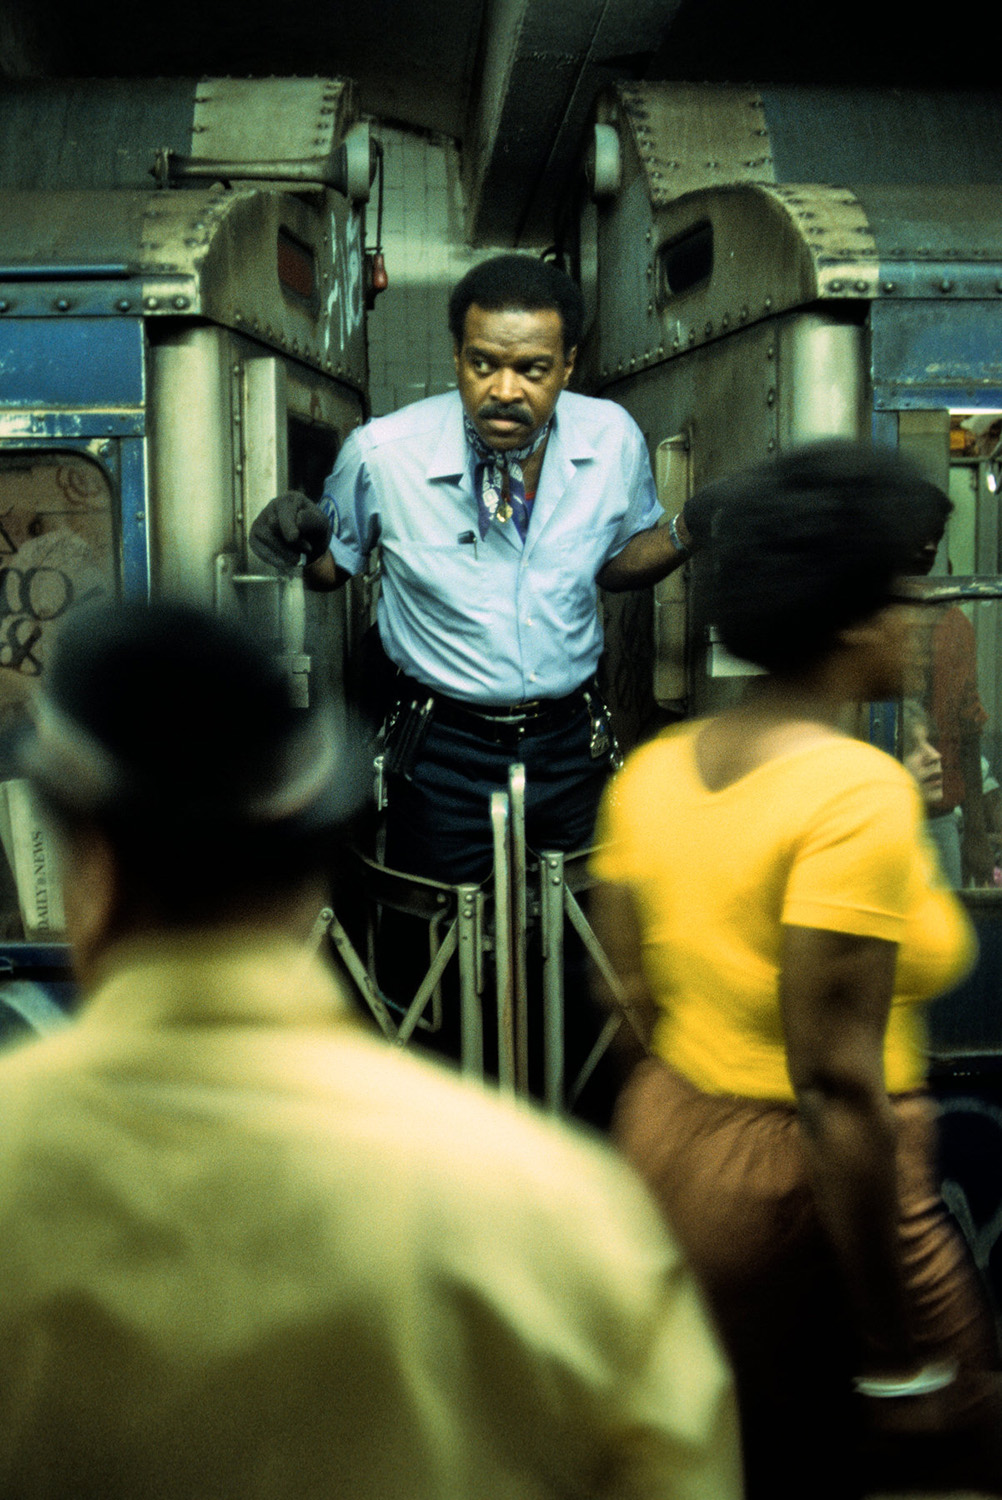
591, 721, 976, 1101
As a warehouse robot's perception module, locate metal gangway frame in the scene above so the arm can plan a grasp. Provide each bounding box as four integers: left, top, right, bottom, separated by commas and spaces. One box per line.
319, 763, 638, 1113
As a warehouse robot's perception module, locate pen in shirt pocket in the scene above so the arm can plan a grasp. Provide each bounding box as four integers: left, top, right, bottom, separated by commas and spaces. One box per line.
458, 529, 478, 558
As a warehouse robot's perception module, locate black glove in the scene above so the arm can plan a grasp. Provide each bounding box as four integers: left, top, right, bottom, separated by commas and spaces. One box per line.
249, 491, 333, 570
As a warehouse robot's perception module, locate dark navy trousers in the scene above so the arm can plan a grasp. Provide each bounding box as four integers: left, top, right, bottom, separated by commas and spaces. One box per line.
383, 703, 609, 885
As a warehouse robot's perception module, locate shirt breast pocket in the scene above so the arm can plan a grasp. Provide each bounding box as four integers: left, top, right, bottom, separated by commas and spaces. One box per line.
386, 540, 503, 630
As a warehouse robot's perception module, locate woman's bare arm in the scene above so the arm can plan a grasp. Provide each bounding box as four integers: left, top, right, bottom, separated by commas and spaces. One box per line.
780, 924, 920, 1376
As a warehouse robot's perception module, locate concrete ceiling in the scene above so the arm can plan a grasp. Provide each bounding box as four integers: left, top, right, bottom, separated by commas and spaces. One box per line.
1, 0, 997, 246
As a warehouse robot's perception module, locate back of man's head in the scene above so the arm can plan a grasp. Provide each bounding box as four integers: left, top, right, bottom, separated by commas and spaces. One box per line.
21, 598, 358, 928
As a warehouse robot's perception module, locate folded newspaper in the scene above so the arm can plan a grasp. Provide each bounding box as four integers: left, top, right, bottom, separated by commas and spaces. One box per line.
0, 779, 65, 938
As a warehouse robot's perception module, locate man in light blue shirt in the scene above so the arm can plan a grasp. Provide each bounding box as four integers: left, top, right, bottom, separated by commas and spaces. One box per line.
251, 256, 704, 1096
317, 363, 663, 707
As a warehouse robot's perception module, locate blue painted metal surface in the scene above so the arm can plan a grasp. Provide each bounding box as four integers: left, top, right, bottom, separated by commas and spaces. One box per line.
871, 299, 1002, 410
119, 436, 150, 599
0, 316, 145, 410
0, 410, 144, 439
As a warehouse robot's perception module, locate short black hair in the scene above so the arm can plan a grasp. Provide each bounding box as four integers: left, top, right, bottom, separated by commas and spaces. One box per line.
448, 254, 584, 356
700, 440, 953, 676
23, 599, 365, 925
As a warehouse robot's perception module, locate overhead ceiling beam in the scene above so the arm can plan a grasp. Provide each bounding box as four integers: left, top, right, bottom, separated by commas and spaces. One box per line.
462, 0, 684, 247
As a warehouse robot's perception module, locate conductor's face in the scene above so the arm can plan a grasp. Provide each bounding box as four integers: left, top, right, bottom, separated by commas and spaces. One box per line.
454, 304, 576, 452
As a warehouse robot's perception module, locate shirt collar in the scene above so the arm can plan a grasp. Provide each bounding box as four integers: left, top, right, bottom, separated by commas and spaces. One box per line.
81, 931, 352, 1032
426, 390, 589, 481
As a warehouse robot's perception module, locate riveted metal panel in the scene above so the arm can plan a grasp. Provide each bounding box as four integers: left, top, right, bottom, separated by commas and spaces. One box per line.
596, 319, 784, 733
855, 184, 1002, 300
871, 299, 1002, 409
190, 78, 355, 173
593, 179, 877, 385
605, 83, 1002, 213
0, 77, 357, 194
0, 187, 367, 392
610, 82, 776, 207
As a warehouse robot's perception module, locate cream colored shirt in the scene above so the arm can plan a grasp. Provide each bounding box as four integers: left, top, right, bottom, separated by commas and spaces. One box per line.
0, 932, 739, 1500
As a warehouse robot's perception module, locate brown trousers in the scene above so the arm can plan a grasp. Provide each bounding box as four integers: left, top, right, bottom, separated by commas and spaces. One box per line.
615, 1059, 1002, 1499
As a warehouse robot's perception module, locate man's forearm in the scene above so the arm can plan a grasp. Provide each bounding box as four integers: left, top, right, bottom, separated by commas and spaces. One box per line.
596, 518, 691, 592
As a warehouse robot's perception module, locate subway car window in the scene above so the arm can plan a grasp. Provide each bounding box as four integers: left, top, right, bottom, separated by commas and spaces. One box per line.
0, 451, 116, 940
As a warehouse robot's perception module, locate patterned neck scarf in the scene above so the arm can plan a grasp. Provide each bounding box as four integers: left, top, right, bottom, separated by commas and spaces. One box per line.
464, 414, 552, 542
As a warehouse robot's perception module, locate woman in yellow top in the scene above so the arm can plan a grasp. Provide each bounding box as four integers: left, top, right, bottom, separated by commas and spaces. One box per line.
591, 441, 1002, 1500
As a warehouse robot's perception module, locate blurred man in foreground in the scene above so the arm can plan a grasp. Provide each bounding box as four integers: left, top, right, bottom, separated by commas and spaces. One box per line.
0, 599, 739, 1500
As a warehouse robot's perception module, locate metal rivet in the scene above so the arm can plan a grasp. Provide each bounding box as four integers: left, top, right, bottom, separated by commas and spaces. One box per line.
172, 295, 189, 310
829, 280, 843, 293
883, 281, 896, 294
855, 280, 868, 293
144, 296, 160, 310
766, 388, 776, 406
55, 298, 70, 312
940, 278, 953, 293
0, 300, 10, 313
117, 298, 132, 311
763, 297, 772, 310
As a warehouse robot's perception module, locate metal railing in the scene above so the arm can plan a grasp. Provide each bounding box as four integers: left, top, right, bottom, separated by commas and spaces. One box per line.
318, 763, 628, 1112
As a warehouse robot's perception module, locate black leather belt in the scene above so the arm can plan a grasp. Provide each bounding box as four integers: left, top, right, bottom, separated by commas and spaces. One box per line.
397, 676, 590, 735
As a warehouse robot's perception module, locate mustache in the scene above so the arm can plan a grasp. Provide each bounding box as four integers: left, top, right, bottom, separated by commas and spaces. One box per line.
478, 400, 533, 426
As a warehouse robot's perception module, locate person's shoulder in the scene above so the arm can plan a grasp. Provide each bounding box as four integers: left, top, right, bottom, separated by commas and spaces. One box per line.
783, 737, 922, 833
328, 1028, 669, 1247
353, 391, 459, 453
618, 721, 700, 780
808, 734, 915, 786
558, 389, 641, 438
